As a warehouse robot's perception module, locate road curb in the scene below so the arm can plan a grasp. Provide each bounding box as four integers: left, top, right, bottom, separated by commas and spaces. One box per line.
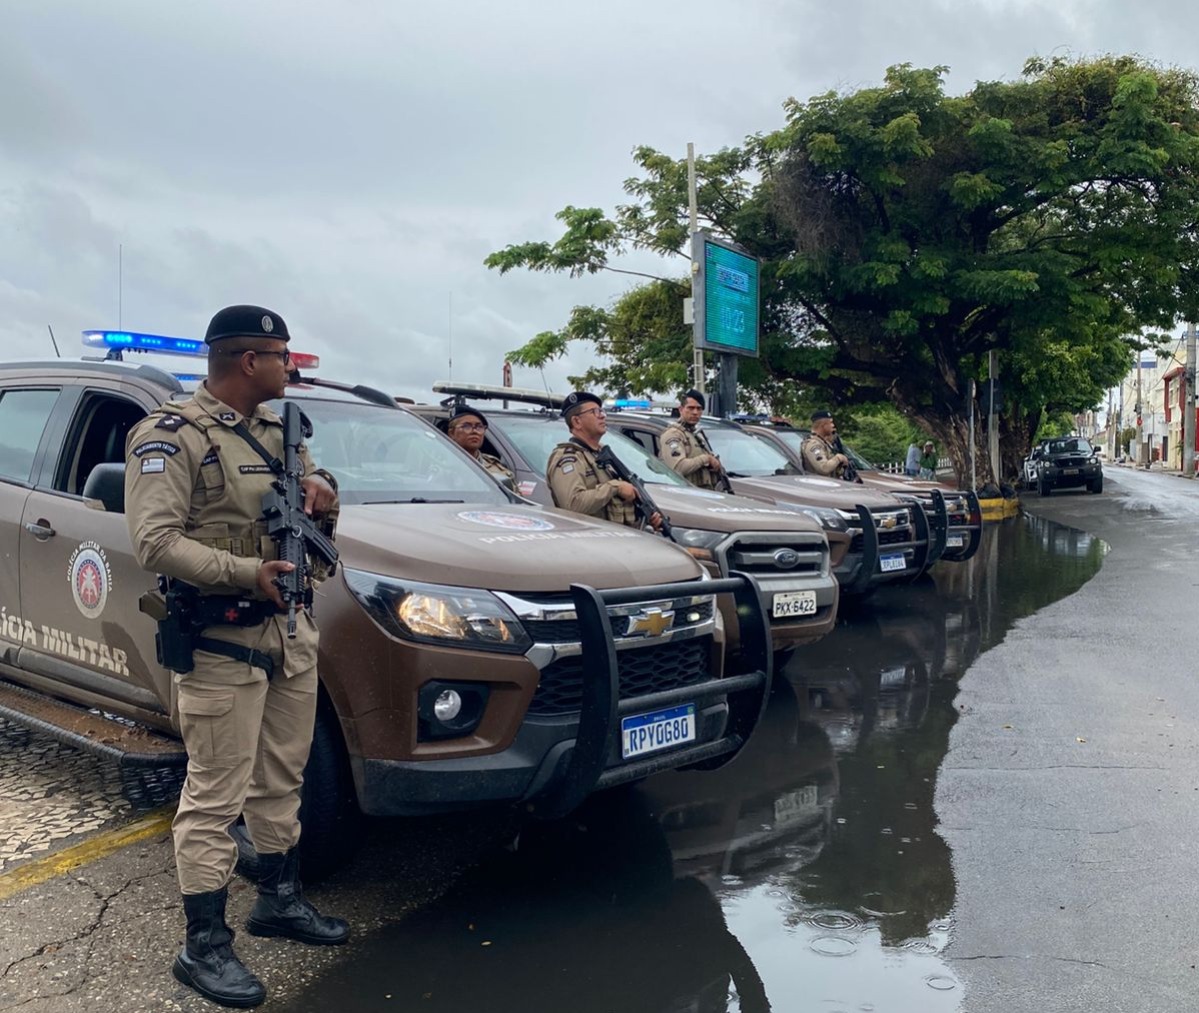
977, 496, 1020, 521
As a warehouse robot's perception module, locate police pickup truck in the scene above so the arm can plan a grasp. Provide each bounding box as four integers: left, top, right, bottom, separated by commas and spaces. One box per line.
0, 333, 773, 873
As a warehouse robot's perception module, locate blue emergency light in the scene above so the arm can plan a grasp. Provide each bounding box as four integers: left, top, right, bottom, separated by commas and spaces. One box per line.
612, 398, 652, 409
82, 330, 206, 357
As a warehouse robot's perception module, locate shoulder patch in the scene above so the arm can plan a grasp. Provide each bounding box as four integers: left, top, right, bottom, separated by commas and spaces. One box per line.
131, 440, 180, 457
141, 458, 166, 474
561, 463, 574, 474
155, 415, 185, 431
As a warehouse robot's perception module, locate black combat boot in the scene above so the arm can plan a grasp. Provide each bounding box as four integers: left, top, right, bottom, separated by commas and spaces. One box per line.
172, 887, 266, 1008
245, 848, 350, 945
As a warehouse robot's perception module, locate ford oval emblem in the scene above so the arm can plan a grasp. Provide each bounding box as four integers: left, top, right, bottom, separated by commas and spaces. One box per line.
773, 548, 800, 569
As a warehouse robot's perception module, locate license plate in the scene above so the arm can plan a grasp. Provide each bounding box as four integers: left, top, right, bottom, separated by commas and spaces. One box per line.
774, 784, 818, 826
621, 704, 696, 759
879, 552, 906, 573
772, 590, 817, 618
1063, 468, 1079, 475
879, 665, 907, 688
946, 533, 965, 548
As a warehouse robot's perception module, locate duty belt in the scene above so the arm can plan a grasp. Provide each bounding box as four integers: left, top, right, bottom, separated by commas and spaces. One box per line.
192, 594, 281, 680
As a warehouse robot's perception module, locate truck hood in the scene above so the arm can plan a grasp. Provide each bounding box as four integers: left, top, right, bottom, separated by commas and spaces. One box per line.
645, 486, 825, 534
335, 502, 703, 593
860, 472, 960, 495
729, 474, 905, 510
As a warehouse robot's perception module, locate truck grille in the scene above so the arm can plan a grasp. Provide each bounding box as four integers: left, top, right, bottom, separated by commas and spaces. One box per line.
726, 535, 826, 575
528, 637, 712, 716
523, 599, 714, 645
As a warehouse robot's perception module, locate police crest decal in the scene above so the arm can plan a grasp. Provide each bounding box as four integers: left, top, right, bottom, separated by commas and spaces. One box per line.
68, 541, 112, 619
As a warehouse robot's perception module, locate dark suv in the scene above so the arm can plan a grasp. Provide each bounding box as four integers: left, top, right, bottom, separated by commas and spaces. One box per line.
1029, 437, 1103, 495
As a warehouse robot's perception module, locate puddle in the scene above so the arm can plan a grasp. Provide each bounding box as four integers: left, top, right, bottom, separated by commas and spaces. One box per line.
278, 514, 1104, 1013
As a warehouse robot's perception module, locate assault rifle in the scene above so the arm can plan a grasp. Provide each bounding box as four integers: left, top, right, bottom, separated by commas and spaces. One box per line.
594, 444, 674, 541
831, 435, 862, 483
260, 402, 340, 637
694, 427, 734, 494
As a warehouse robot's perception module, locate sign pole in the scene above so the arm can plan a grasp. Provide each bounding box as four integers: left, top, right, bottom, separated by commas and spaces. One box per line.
1184, 323, 1196, 477
687, 144, 704, 397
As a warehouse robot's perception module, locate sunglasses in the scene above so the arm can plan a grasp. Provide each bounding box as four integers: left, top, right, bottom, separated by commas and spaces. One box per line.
223, 347, 291, 364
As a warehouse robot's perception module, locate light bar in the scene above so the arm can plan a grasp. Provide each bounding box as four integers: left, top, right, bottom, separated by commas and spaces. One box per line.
290, 352, 320, 370
611, 398, 652, 409
82, 329, 206, 357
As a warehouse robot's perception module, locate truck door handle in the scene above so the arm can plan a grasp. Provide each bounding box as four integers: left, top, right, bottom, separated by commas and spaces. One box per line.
24, 521, 56, 539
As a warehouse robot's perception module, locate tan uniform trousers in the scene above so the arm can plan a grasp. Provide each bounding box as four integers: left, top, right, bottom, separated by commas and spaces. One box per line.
172, 633, 317, 896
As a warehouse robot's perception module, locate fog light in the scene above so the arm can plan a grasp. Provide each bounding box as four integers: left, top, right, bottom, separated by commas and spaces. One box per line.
434, 689, 463, 722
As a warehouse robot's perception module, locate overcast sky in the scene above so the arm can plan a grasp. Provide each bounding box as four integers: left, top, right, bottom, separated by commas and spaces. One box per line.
3, 0, 1197, 400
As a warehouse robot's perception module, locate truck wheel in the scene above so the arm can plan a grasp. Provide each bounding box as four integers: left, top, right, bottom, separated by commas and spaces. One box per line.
1038, 476, 1051, 497
1089, 476, 1104, 494
232, 700, 360, 883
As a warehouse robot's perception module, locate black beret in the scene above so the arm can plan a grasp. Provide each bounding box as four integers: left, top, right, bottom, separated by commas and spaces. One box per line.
681, 389, 705, 410
562, 390, 603, 418
449, 405, 488, 427
205, 305, 290, 344
810, 410, 833, 422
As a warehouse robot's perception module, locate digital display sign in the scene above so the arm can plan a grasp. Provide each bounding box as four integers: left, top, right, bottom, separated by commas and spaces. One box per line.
691, 232, 759, 357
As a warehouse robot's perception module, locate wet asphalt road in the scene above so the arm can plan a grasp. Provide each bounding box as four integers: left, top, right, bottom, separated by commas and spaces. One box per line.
2, 471, 1193, 1011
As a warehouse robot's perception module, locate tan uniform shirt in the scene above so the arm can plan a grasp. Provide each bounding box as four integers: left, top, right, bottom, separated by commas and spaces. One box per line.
478, 451, 516, 488
124, 383, 338, 679
801, 433, 845, 478
546, 440, 637, 527
659, 422, 718, 489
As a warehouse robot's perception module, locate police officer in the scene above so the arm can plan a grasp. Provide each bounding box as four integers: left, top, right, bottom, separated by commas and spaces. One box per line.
658, 389, 725, 489
125, 305, 347, 1009
546, 391, 661, 529
445, 405, 516, 488
801, 409, 850, 478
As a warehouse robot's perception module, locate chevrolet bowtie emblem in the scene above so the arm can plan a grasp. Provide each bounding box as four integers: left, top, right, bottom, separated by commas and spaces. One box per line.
879, 515, 898, 530
627, 608, 675, 637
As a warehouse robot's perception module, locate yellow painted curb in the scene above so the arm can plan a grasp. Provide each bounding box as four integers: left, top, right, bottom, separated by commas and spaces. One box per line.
977, 496, 1021, 521
0, 806, 175, 902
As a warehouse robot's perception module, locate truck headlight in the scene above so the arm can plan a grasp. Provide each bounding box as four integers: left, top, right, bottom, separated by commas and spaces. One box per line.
672, 527, 725, 561
344, 569, 531, 653
801, 507, 850, 532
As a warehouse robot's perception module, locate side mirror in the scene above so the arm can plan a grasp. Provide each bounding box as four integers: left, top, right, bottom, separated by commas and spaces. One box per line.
82, 462, 127, 513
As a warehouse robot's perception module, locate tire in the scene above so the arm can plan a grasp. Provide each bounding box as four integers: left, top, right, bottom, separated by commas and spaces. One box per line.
232, 699, 360, 883
1038, 476, 1051, 497
1089, 475, 1104, 494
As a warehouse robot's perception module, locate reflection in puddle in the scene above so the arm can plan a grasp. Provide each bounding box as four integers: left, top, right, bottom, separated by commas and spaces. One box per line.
279, 515, 1104, 1013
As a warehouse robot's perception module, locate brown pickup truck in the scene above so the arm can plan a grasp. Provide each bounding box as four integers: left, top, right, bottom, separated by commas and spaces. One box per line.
599, 411, 937, 595
0, 348, 774, 874
420, 383, 841, 653
741, 422, 983, 563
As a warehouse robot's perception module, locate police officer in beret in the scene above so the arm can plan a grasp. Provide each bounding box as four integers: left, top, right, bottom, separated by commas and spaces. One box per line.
801, 409, 850, 478
546, 391, 661, 529
658, 389, 725, 489
445, 405, 516, 489
125, 305, 347, 1008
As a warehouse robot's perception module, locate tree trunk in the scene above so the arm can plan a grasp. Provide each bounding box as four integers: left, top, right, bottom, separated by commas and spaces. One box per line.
911, 409, 995, 490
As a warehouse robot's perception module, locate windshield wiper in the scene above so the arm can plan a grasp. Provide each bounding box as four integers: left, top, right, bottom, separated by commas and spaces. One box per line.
360, 498, 466, 505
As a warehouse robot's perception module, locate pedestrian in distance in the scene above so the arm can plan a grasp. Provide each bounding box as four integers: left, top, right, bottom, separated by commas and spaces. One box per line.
801, 410, 850, 478
919, 441, 938, 480
546, 391, 662, 530
904, 442, 921, 477
446, 405, 516, 489
124, 305, 348, 1009
658, 389, 726, 490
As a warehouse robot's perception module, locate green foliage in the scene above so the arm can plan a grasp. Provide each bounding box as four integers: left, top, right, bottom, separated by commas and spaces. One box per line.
487, 55, 1199, 482
1034, 411, 1078, 440
838, 404, 927, 465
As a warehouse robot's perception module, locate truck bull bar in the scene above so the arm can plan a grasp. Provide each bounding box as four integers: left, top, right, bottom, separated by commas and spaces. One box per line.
527, 572, 772, 819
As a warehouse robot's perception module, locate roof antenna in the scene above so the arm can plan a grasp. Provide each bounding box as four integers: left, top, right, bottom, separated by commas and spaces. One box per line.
539, 366, 551, 396
47, 325, 61, 358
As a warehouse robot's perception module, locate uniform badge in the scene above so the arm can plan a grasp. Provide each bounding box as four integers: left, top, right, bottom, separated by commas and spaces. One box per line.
218, 411, 237, 422
131, 440, 180, 457
261, 315, 274, 332
155, 415, 183, 431
201, 450, 220, 466
141, 457, 166, 474
68, 541, 112, 619
561, 463, 574, 474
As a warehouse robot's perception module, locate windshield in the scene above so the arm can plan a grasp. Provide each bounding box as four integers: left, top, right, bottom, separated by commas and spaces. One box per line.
283, 399, 509, 506
497, 415, 690, 486
1046, 438, 1093, 456
701, 426, 800, 477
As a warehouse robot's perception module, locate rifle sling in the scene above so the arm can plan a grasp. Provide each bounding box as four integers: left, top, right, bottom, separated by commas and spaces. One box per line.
195, 636, 275, 680
230, 421, 284, 474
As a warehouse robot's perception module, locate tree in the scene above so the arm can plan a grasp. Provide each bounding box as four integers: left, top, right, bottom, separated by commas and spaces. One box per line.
487, 56, 1199, 484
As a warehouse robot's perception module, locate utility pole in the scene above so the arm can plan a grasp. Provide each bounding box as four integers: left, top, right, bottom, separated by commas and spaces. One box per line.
1185, 322, 1197, 477
1106, 389, 1115, 460
687, 143, 704, 397
1136, 352, 1145, 467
